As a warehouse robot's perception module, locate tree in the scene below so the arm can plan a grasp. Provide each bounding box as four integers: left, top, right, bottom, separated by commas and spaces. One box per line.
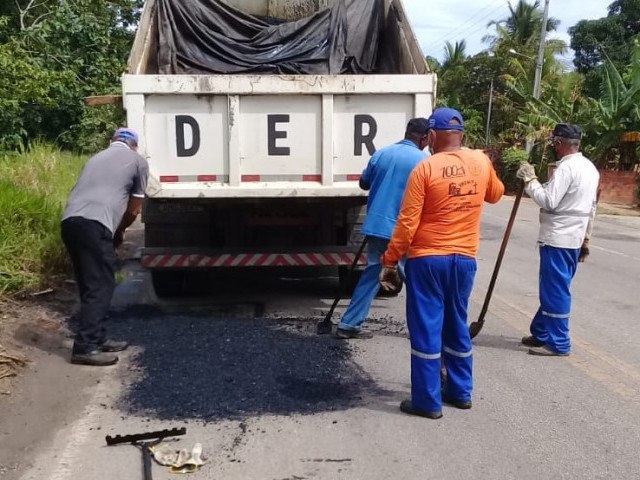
587, 37, 640, 170
484, 0, 559, 56
0, 0, 142, 151
570, 0, 640, 97
425, 55, 441, 73
441, 40, 467, 73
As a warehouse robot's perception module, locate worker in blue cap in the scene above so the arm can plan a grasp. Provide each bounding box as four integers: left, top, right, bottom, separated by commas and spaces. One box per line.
61, 127, 149, 366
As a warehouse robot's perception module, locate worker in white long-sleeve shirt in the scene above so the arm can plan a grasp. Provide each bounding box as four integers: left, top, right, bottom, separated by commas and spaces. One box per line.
516, 123, 599, 356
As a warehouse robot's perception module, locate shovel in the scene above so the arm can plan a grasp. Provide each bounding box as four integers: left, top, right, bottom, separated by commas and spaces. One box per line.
469, 182, 524, 339
317, 237, 368, 335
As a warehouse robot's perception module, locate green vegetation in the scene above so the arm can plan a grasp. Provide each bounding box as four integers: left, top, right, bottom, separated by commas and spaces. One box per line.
0, 0, 139, 151
433, 0, 640, 186
500, 147, 530, 193
0, 144, 86, 292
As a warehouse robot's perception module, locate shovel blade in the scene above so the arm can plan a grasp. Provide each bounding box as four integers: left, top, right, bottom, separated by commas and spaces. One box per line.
468, 320, 483, 339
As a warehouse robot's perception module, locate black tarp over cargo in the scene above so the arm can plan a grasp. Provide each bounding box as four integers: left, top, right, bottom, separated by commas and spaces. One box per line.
156, 0, 383, 74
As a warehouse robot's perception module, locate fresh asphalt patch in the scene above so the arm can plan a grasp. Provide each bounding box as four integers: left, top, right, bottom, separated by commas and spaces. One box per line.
105, 306, 390, 422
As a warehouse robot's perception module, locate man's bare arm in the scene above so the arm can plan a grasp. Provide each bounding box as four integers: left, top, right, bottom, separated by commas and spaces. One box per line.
113, 196, 144, 247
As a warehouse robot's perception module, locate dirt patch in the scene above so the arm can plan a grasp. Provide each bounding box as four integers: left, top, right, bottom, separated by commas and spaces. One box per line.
0, 227, 142, 394
0, 281, 76, 394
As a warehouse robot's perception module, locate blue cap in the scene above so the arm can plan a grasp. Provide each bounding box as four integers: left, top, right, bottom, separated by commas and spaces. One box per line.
113, 127, 139, 145
427, 108, 464, 131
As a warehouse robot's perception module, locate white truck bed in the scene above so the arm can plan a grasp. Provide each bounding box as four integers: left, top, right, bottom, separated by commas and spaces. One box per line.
123, 73, 435, 198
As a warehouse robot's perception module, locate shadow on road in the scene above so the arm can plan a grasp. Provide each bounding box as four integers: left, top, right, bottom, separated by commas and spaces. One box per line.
107, 306, 389, 422
471, 333, 526, 352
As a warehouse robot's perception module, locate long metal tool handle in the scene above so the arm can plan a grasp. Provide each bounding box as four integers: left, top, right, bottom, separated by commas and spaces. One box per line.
470, 182, 524, 338
316, 237, 368, 334
142, 444, 153, 480
328, 237, 368, 313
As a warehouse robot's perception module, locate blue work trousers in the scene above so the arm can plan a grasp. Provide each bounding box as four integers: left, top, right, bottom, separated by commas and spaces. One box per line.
530, 245, 580, 354
406, 255, 477, 413
338, 236, 405, 332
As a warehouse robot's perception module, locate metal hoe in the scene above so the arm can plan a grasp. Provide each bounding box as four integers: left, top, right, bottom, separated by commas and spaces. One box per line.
469, 182, 524, 339
317, 237, 368, 334
105, 427, 187, 480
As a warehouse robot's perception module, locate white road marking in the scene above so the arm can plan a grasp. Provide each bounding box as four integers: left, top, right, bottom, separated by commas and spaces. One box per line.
590, 244, 640, 261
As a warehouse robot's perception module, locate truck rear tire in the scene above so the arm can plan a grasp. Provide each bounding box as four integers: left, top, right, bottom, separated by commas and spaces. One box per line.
151, 271, 185, 298
151, 270, 211, 297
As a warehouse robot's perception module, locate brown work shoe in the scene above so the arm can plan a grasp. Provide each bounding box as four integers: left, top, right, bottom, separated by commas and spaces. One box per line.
71, 350, 119, 366
528, 346, 570, 357
399, 399, 442, 419
335, 328, 374, 339
521, 335, 545, 347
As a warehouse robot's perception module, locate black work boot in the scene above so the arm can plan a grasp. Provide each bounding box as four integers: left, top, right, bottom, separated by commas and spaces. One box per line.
399, 399, 443, 419
99, 339, 129, 352
442, 395, 472, 409
70, 350, 118, 366
521, 335, 545, 347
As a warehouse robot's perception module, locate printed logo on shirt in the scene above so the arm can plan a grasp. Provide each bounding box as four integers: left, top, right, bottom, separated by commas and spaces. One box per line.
448, 180, 478, 197
441, 164, 466, 178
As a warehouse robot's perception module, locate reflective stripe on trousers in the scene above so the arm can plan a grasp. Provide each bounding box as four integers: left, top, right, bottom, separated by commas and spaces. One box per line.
530, 245, 580, 354
406, 255, 476, 413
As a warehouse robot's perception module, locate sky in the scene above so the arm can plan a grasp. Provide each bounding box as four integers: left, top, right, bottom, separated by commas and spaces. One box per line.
403, 0, 611, 64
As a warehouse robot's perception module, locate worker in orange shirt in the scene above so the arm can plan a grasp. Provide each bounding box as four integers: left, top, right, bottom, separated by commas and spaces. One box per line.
380, 108, 504, 419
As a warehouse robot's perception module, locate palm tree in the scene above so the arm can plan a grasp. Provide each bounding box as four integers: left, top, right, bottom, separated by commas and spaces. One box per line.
484, 0, 560, 54
441, 40, 467, 73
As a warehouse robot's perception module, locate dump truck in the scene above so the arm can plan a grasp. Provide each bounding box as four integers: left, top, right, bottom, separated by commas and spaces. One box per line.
123, 0, 436, 296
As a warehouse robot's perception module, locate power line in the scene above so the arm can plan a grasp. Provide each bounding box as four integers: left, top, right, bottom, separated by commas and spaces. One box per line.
427, 0, 506, 44
429, 0, 510, 49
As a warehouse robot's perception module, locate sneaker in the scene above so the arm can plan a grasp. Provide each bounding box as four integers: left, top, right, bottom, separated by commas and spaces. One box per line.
399, 399, 442, 419
528, 346, 570, 357
70, 350, 119, 366
442, 395, 472, 409
521, 335, 545, 347
99, 339, 129, 352
335, 328, 374, 339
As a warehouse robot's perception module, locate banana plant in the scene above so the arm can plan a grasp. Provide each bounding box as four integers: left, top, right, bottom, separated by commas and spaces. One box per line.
589, 37, 640, 169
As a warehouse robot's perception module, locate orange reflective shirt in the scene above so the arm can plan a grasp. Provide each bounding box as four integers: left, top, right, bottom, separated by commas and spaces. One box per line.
382, 148, 504, 264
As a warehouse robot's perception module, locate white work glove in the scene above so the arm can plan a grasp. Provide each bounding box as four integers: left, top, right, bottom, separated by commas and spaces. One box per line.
516, 162, 537, 183
379, 265, 402, 295
150, 442, 206, 473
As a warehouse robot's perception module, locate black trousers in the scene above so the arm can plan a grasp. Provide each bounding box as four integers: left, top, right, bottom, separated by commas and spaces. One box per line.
61, 217, 115, 354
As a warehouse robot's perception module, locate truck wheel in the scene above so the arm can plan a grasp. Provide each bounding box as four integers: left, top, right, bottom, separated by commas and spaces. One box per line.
151, 271, 185, 298
151, 270, 211, 297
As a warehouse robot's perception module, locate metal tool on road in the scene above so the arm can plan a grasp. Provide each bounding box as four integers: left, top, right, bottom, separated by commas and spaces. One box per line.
469, 182, 525, 339
105, 427, 187, 480
317, 237, 368, 335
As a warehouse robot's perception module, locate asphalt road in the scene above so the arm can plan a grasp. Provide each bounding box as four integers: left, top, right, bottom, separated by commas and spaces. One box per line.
1, 197, 639, 480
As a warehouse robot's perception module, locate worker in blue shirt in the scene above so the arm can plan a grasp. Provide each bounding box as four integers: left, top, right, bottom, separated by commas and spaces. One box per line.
336, 118, 429, 339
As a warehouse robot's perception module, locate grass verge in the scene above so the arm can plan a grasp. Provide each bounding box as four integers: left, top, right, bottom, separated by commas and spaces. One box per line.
0, 143, 86, 293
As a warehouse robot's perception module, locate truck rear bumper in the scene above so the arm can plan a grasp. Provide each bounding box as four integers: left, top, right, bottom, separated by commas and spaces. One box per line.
141, 247, 367, 269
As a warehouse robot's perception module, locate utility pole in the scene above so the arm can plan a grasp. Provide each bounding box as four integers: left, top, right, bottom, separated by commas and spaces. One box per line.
485, 78, 494, 146
526, 0, 550, 153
